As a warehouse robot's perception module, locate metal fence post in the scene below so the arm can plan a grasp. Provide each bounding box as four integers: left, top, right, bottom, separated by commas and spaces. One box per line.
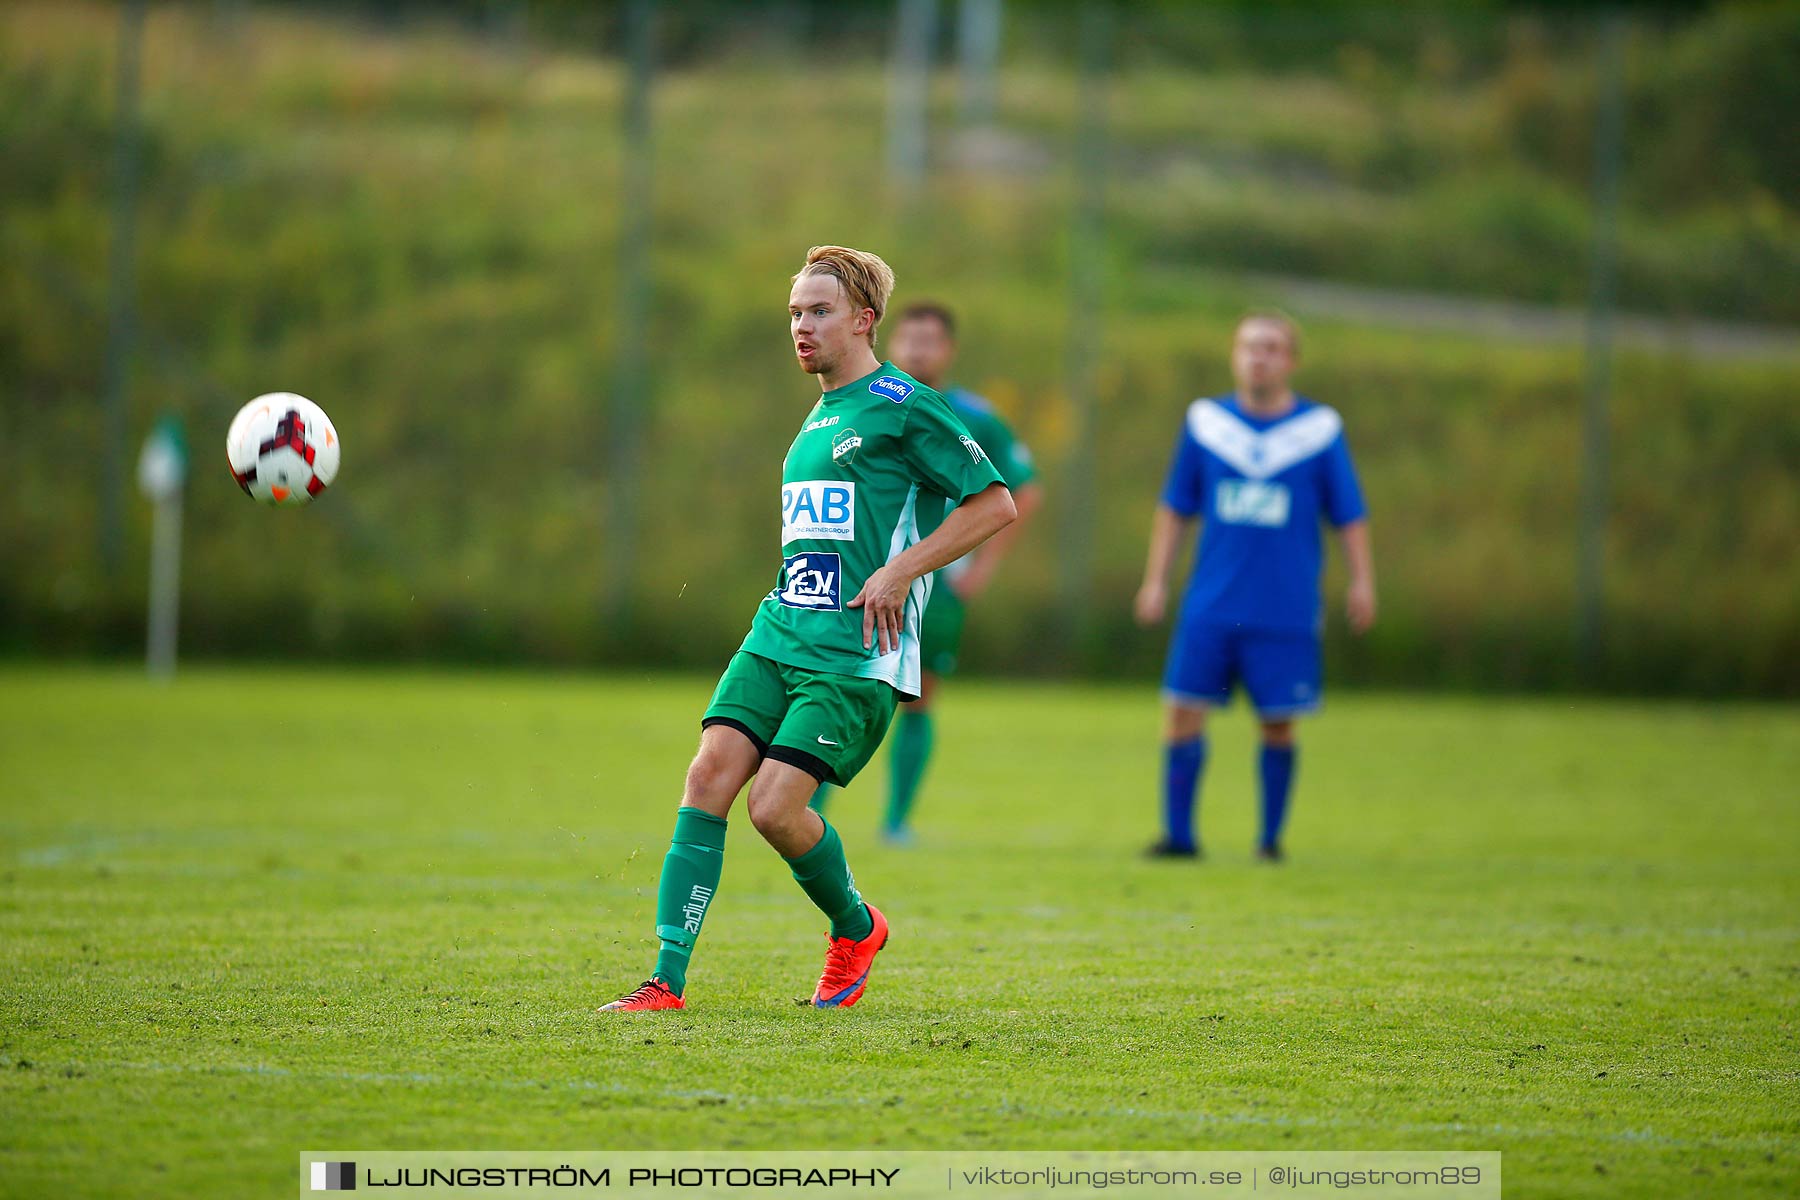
888, 0, 938, 190
604, 0, 656, 628
100, 0, 147, 580
1059, 0, 1110, 659
1577, 11, 1627, 679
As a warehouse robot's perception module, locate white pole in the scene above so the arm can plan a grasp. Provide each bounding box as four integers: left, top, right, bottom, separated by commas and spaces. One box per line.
138, 419, 187, 680
146, 487, 181, 680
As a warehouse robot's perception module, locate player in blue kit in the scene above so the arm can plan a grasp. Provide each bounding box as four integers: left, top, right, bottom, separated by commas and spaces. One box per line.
1134, 313, 1376, 861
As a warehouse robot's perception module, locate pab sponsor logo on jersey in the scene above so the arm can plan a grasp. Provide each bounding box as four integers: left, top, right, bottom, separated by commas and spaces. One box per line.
870, 376, 914, 403
831, 428, 863, 465
1215, 479, 1291, 527
959, 434, 988, 464
777, 552, 842, 611
782, 480, 856, 542
802, 414, 840, 433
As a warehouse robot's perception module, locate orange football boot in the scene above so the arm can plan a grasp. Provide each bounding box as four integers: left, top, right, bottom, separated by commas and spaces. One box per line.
599, 979, 685, 1012
811, 903, 889, 1008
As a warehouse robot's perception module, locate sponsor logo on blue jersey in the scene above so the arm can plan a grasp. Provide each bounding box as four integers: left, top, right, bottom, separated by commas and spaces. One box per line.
1215, 479, 1291, 527
777, 552, 842, 611
870, 376, 914, 403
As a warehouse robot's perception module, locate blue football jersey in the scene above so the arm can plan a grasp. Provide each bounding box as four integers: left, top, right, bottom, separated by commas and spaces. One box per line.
1160, 394, 1366, 633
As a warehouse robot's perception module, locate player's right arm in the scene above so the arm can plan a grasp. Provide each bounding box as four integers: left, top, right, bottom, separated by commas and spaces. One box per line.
1135, 505, 1195, 626
1135, 409, 1206, 627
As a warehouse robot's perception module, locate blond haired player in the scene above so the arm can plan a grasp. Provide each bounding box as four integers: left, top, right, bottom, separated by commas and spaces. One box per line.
602, 247, 1016, 1012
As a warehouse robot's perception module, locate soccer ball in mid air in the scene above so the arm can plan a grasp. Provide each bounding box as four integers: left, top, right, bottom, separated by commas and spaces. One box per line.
226, 393, 340, 505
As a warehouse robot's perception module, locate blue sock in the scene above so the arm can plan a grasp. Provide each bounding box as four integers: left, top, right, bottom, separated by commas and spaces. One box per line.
1163, 738, 1206, 850
1259, 743, 1296, 850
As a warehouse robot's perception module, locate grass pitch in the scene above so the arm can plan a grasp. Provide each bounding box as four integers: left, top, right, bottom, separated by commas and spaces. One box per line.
1, 668, 1795, 1198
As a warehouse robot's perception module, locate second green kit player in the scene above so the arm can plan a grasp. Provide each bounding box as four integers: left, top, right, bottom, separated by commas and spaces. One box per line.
601, 245, 1016, 1013
810, 302, 1043, 841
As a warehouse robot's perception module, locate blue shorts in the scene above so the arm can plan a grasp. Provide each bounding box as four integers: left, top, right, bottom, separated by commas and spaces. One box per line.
1163, 620, 1322, 717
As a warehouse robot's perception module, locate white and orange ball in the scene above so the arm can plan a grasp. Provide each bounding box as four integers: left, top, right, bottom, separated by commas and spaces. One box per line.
226, 393, 340, 506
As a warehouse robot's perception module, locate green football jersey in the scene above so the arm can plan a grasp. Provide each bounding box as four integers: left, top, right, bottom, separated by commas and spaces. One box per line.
739, 363, 1006, 699
945, 387, 1037, 492
924, 386, 1036, 587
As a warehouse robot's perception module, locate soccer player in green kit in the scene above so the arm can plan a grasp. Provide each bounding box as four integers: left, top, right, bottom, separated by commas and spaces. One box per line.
810, 302, 1042, 843
601, 247, 1017, 1012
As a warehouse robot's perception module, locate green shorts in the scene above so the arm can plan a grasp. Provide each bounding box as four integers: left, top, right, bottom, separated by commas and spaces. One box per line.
920, 582, 967, 678
702, 651, 899, 787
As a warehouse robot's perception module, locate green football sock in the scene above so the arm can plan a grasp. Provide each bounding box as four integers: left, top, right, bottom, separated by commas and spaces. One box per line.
651, 807, 727, 996
884, 709, 934, 833
807, 782, 835, 814
785, 818, 873, 941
